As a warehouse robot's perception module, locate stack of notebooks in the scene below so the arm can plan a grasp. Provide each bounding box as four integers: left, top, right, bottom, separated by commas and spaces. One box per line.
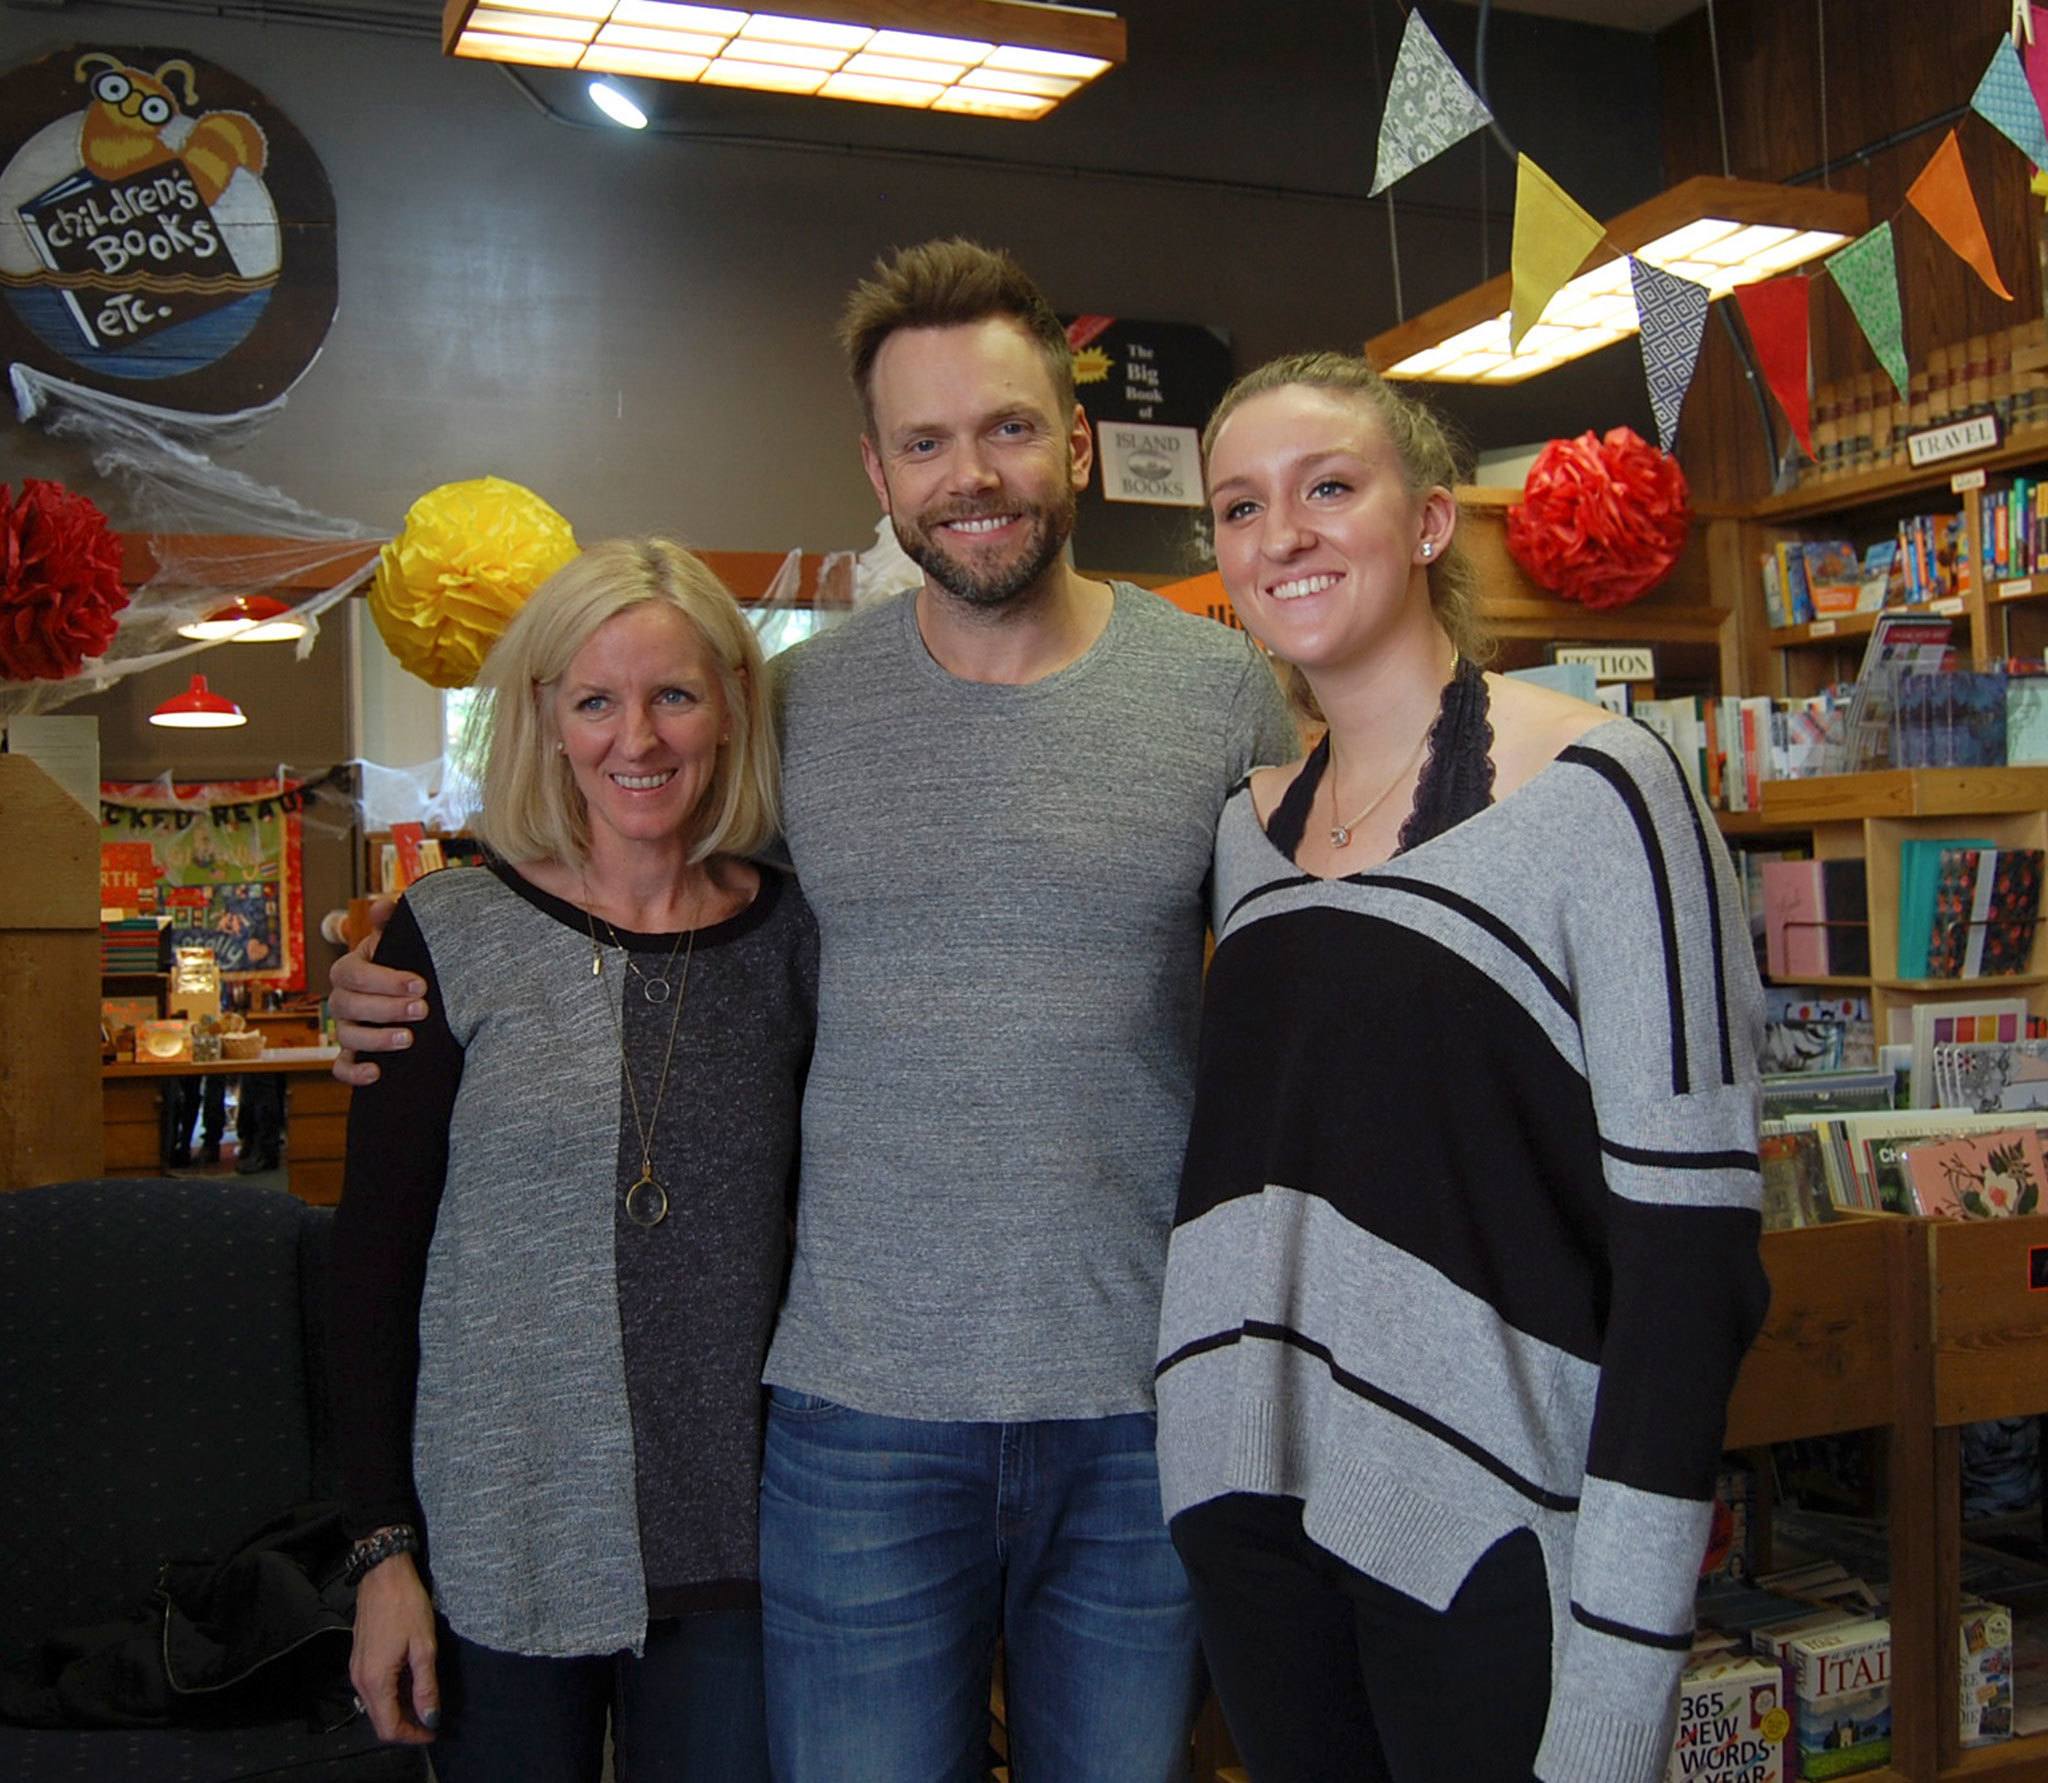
100, 915, 166, 974
1897, 841, 2044, 980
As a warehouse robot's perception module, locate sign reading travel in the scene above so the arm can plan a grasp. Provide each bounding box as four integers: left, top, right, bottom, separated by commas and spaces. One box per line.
0, 46, 337, 415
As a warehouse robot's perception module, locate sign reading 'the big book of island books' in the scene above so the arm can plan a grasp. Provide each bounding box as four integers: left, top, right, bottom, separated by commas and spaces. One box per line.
0, 46, 336, 415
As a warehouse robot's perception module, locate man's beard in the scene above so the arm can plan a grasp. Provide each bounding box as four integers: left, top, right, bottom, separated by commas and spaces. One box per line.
893, 482, 1078, 610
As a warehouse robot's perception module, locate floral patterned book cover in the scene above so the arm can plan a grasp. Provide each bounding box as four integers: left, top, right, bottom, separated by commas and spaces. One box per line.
1901, 1127, 2046, 1219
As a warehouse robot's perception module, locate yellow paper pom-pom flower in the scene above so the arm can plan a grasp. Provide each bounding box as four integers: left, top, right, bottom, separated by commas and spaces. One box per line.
370, 477, 579, 689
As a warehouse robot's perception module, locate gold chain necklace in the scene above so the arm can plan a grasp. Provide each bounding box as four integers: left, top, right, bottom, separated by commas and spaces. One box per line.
585, 905, 696, 1228
1327, 652, 1459, 849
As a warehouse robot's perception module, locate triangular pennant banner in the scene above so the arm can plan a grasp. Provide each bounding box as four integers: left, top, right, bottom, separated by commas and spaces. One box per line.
2026, 5, 2048, 125
1826, 222, 1911, 400
1509, 156, 1605, 351
1369, 11, 1494, 196
1629, 258, 1711, 452
1973, 35, 2048, 172
1906, 129, 2014, 300
1733, 276, 1815, 460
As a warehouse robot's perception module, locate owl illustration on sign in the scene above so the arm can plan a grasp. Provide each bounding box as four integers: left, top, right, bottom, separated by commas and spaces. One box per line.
73, 53, 266, 206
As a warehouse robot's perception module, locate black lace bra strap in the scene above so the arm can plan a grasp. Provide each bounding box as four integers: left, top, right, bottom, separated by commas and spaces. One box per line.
1263, 731, 1332, 861
1397, 655, 1496, 853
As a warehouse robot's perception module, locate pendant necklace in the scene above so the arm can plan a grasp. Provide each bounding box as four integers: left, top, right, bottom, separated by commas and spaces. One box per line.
585, 903, 696, 1228
1327, 653, 1458, 849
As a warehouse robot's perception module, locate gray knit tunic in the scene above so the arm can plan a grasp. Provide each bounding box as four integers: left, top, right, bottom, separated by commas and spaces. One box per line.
333, 862, 816, 1658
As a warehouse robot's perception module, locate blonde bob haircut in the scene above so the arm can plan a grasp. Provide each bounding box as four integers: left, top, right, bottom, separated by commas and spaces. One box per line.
468, 537, 778, 869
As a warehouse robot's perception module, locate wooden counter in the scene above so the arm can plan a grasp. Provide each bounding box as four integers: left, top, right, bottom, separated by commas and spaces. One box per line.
102, 1056, 349, 1205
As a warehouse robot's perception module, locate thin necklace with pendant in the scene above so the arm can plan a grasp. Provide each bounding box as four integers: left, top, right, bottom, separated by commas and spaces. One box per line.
1327, 652, 1458, 849
586, 904, 696, 1228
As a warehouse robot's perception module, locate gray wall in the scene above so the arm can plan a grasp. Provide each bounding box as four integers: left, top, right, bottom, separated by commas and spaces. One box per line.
2, 0, 1668, 552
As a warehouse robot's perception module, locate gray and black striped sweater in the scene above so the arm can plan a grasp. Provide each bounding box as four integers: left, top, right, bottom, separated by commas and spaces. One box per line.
1156, 717, 1770, 1783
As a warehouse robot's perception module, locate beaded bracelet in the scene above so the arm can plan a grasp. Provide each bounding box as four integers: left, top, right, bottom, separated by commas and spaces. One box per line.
343, 1523, 421, 1585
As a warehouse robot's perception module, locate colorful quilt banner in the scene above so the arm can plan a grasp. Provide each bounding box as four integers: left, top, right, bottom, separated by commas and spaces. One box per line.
1510, 156, 1605, 351
99, 778, 306, 991
1906, 129, 2014, 299
1974, 35, 2048, 173
1733, 276, 1816, 460
1826, 223, 1910, 400
1369, 10, 1494, 197
1629, 258, 1711, 452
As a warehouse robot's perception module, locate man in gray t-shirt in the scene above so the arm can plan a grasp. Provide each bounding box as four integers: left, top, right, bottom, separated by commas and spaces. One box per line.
332, 239, 1294, 1779
753, 240, 1293, 1783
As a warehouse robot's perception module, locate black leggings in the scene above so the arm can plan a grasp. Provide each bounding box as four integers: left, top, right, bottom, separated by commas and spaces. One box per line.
428, 1608, 771, 1783
1173, 1494, 1552, 1783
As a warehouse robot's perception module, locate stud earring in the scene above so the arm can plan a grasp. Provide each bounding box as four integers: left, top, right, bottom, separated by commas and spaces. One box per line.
1420, 541, 1435, 559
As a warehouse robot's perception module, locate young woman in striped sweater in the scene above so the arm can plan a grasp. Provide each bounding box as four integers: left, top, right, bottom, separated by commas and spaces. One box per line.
1156, 356, 1770, 1783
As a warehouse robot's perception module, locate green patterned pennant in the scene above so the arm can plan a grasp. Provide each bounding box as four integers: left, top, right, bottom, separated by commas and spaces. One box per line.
1825, 222, 1909, 400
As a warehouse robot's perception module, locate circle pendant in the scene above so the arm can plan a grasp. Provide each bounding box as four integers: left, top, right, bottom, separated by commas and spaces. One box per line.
642, 977, 671, 1004
624, 1175, 669, 1227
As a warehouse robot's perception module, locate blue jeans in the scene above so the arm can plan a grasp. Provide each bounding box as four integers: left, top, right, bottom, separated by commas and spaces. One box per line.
428, 1608, 770, 1782
759, 1392, 1202, 1782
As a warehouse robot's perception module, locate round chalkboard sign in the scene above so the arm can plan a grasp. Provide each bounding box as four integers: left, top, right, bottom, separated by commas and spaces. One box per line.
0, 45, 337, 415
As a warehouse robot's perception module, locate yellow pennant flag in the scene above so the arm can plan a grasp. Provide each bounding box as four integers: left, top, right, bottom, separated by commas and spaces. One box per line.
1510, 155, 1606, 351
1906, 129, 2013, 301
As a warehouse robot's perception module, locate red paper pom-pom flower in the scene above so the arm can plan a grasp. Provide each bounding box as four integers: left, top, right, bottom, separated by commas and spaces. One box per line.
1505, 428, 1692, 611
0, 480, 129, 682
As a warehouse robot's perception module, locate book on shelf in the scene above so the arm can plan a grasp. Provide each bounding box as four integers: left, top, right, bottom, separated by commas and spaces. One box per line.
1762, 989, 1874, 1074
1761, 551, 1787, 630
1855, 540, 1899, 613
1934, 1037, 2048, 1113
1924, 847, 2043, 979
1898, 1126, 2045, 1218
1896, 836, 1994, 979
1633, 695, 1708, 803
1836, 612, 1954, 773
1760, 1129, 1830, 1229
1909, 997, 2032, 1110
1768, 1108, 2033, 1212
1800, 540, 1862, 617
1760, 860, 1869, 979
2008, 664, 2048, 765
1775, 540, 1814, 626
1665, 1647, 1789, 1782
1783, 1617, 1892, 1779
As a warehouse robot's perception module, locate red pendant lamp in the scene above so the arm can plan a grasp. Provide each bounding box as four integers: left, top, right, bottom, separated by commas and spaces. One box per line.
149, 674, 247, 729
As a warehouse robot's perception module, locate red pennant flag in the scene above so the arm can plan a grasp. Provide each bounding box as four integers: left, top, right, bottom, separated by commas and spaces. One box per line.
1734, 277, 1815, 461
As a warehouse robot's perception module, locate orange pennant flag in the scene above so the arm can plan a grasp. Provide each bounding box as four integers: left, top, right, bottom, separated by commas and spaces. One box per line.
1906, 129, 2013, 301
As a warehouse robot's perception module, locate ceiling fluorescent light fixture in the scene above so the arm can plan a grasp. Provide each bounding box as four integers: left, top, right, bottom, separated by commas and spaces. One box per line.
1364, 177, 1867, 385
443, 1, 1126, 119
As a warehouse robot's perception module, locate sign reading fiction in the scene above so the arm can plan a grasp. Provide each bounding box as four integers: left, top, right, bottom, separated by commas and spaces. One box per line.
1061, 314, 1233, 575
0, 46, 337, 415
